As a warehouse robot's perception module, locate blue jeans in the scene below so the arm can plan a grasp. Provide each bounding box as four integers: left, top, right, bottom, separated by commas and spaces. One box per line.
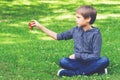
59, 56, 109, 76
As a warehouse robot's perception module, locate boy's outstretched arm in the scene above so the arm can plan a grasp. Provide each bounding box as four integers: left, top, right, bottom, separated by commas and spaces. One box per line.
30, 20, 57, 40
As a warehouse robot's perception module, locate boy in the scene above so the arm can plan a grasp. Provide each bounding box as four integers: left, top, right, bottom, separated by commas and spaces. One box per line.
28, 5, 109, 77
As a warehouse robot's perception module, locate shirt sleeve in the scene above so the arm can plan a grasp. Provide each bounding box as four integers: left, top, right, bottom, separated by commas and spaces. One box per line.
57, 28, 74, 40
75, 32, 102, 61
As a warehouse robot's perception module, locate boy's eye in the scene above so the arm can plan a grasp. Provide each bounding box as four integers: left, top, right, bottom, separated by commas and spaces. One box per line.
77, 16, 81, 18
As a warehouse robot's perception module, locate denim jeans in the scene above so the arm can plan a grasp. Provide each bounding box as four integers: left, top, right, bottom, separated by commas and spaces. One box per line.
59, 56, 109, 76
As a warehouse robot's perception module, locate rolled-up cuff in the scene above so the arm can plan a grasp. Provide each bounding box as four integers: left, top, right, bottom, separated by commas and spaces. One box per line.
57, 34, 62, 40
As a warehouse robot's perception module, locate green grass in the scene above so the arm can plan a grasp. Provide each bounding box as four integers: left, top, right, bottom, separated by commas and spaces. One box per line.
0, 0, 120, 80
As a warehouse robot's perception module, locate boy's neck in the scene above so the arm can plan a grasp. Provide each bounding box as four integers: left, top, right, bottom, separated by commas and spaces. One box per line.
82, 24, 92, 31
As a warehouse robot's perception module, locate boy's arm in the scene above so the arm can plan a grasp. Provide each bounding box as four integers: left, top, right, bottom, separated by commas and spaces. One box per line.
30, 20, 57, 40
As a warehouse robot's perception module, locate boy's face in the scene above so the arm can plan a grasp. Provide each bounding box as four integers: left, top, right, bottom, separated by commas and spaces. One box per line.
76, 13, 91, 27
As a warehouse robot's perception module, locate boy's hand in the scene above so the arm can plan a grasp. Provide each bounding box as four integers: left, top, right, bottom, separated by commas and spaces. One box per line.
28, 20, 42, 30
69, 54, 75, 59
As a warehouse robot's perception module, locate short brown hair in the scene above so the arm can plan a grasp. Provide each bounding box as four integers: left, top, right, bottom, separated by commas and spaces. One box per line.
76, 5, 97, 24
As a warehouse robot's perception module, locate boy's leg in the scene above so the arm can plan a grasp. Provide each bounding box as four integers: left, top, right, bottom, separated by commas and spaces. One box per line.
59, 57, 84, 70
58, 56, 109, 77
82, 56, 109, 75
57, 57, 84, 76
58, 69, 83, 77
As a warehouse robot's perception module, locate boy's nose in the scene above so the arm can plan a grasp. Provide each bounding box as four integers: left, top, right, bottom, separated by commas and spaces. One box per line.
76, 18, 79, 21
76, 19, 79, 23
76, 18, 78, 22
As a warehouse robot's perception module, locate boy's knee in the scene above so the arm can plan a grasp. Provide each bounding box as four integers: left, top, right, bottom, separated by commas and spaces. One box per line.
59, 57, 69, 65
101, 56, 109, 63
100, 56, 109, 66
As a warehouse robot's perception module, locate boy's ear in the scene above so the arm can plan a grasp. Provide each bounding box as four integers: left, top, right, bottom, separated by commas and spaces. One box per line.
86, 17, 91, 23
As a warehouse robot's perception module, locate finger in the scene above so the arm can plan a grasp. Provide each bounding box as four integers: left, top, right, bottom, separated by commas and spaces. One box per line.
31, 23, 35, 26
30, 21, 35, 24
32, 20, 36, 22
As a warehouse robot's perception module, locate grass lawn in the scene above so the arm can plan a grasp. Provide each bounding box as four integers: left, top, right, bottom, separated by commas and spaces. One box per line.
0, 0, 120, 80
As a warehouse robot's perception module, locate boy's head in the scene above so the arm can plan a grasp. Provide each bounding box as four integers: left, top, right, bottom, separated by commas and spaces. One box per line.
76, 5, 97, 25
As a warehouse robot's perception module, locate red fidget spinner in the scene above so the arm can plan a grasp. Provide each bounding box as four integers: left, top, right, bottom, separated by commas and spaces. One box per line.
28, 22, 33, 30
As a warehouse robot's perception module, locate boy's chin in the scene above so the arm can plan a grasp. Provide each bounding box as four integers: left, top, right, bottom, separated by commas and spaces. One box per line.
77, 24, 82, 27
77, 25, 81, 27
